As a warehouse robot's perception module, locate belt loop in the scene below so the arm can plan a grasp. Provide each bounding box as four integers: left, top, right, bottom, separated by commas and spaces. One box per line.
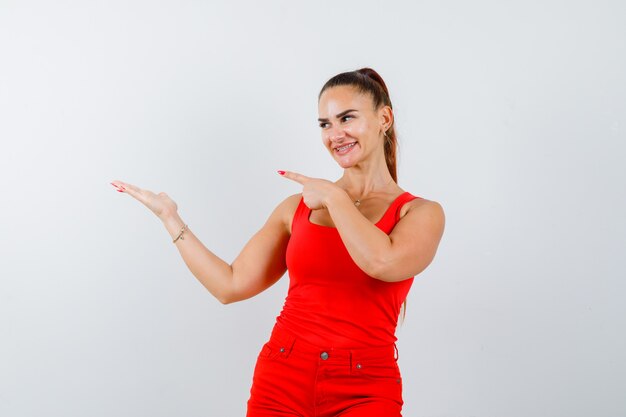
285, 331, 297, 357
394, 343, 399, 361
349, 350, 354, 373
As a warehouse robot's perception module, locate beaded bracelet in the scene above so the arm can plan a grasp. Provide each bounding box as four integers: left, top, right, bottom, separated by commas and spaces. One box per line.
173, 224, 188, 243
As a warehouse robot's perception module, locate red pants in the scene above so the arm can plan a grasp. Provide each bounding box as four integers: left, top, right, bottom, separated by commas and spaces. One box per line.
246, 323, 403, 417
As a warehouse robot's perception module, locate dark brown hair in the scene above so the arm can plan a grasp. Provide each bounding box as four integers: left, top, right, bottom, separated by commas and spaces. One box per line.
318, 68, 407, 321
318, 67, 398, 182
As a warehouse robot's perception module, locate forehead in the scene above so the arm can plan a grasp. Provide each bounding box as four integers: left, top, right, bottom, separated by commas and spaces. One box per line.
318, 85, 374, 115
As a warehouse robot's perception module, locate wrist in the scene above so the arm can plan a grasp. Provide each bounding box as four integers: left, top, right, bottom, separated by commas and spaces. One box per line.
325, 186, 350, 209
160, 211, 186, 240
159, 209, 181, 224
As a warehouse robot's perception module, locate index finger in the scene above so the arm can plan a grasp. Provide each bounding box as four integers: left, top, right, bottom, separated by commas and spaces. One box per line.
278, 170, 310, 184
110, 180, 146, 200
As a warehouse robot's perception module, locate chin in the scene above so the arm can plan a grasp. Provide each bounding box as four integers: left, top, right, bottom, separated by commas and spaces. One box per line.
334, 157, 359, 169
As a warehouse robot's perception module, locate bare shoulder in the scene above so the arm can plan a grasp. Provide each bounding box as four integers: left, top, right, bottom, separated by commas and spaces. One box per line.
269, 193, 302, 234
399, 196, 445, 224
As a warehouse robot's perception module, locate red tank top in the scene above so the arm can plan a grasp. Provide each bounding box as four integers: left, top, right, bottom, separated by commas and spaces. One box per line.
275, 191, 422, 348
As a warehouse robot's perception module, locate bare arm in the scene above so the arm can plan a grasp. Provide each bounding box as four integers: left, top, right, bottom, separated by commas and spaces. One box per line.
111, 180, 297, 304
325, 190, 445, 282
161, 199, 292, 303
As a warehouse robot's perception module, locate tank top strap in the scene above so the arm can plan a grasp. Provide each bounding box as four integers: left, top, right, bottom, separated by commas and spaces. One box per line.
291, 195, 308, 233
391, 192, 422, 223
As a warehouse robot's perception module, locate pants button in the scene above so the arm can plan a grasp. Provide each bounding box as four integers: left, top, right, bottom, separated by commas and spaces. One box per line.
320, 352, 329, 360
355, 363, 362, 369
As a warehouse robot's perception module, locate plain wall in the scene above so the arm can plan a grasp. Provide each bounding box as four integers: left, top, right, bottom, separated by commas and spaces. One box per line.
1, 0, 624, 416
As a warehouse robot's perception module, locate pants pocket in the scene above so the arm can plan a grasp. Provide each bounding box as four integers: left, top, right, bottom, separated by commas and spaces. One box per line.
257, 335, 295, 361
356, 356, 401, 380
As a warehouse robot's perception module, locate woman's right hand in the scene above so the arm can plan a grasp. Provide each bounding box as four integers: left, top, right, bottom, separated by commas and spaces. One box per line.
111, 180, 178, 220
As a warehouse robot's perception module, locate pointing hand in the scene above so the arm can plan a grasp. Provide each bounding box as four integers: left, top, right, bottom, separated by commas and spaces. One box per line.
278, 170, 341, 210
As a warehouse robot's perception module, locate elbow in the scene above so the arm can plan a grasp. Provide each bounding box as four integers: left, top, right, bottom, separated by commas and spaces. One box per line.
215, 290, 239, 305
210, 265, 238, 305
217, 295, 233, 305
211, 287, 236, 305
367, 255, 395, 282
367, 255, 422, 283
368, 264, 413, 282
368, 268, 395, 283
214, 282, 248, 305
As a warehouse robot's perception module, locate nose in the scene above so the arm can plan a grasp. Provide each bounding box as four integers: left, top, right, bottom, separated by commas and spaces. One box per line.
327, 125, 346, 143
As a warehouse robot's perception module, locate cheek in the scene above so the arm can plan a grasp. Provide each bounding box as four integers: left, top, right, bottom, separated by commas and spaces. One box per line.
349, 122, 369, 137
322, 134, 331, 148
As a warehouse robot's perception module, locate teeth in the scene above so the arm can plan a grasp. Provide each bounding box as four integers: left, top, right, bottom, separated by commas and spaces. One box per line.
337, 143, 356, 151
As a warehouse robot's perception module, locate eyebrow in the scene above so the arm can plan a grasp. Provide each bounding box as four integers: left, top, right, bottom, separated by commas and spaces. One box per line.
318, 109, 358, 123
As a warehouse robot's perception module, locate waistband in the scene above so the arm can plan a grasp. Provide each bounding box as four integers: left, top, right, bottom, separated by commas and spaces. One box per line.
269, 322, 399, 363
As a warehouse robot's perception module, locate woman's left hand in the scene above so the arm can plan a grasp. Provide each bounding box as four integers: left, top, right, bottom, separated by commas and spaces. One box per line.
279, 171, 343, 210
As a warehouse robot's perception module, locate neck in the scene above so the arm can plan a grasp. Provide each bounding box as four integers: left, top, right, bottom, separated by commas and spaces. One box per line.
337, 151, 396, 199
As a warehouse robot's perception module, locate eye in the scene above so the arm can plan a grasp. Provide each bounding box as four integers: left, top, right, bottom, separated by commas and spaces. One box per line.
319, 115, 354, 128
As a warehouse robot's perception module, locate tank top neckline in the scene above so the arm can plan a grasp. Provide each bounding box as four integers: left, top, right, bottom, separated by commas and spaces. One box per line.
305, 191, 411, 230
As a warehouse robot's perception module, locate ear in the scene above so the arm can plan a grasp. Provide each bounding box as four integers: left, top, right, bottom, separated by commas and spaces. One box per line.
378, 105, 394, 133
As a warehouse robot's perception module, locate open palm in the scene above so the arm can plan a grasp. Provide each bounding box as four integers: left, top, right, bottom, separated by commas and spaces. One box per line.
111, 180, 178, 220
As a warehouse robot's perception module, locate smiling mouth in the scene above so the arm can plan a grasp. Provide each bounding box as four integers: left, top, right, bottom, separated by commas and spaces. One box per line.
334, 142, 357, 152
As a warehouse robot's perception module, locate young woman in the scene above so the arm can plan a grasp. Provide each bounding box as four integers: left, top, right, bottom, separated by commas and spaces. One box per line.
111, 67, 445, 416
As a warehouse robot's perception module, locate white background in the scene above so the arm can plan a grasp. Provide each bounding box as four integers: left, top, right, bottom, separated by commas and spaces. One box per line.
1, 1, 624, 416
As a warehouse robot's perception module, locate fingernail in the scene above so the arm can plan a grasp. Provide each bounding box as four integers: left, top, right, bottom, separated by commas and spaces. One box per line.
116, 189, 124, 192
277, 170, 285, 175
111, 182, 125, 191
